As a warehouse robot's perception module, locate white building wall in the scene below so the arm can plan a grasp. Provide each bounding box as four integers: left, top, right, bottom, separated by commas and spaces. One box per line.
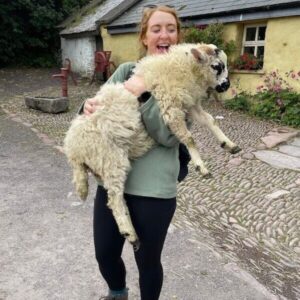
61, 36, 96, 77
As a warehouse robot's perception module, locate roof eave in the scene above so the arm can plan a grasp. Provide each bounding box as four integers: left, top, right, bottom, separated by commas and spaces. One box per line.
60, 30, 98, 38
107, 2, 300, 33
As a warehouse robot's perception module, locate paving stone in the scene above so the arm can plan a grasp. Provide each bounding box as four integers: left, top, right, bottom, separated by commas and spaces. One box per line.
278, 145, 300, 157
228, 157, 244, 166
242, 152, 255, 160
261, 131, 299, 148
290, 137, 300, 147
265, 190, 290, 200
253, 150, 300, 171
256, 143, 267, 150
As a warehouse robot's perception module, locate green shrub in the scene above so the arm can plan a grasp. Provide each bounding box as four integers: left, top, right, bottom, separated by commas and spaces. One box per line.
224, 92, 251, 112
225, 90, 300, 127
183, 23, 237, 59
225, 70, 300, 128
251, 91, 300, 126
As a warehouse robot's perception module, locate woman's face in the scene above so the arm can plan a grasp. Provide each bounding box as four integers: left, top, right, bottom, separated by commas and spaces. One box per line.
143, 11, 179, 55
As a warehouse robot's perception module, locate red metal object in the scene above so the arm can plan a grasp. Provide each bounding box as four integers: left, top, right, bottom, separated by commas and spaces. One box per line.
52, 58, 77, 97
90, 51, 116, 84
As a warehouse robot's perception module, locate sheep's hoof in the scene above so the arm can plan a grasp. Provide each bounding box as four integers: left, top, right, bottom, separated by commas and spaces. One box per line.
230, 146, 242, 154
123, 233, 140, 251
132, 240, 141, 252
220, 142, 226, 148
195, 166, 212, 178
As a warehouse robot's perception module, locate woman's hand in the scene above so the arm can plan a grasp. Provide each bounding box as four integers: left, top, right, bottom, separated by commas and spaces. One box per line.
84, 75, 146, 116
124, 75, 146, 97
83, 97, 100, 116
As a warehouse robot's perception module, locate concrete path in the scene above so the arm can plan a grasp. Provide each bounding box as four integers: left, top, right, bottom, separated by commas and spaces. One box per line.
0, 108, 277, 300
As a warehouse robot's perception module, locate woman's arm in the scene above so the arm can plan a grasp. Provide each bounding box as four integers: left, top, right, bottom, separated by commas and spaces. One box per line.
139, 96, 179, 148
79, 62, 135, 115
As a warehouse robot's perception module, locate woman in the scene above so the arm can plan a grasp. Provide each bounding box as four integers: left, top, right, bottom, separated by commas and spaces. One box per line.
83, 6, 187, 300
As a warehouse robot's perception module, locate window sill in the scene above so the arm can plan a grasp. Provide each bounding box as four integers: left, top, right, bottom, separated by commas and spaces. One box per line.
230, 69, 265, 75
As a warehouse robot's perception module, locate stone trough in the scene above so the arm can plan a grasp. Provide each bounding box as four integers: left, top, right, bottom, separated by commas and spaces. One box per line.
25, 96, 69, 113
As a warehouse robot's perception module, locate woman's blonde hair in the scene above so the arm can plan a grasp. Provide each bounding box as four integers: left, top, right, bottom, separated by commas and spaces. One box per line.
138, 5, 182, 57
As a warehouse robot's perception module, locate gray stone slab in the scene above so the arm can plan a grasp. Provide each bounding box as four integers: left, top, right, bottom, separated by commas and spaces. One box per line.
25, 96, 69, 113
253, 150, 300, 171
278, 145, 300, 158
291, 137, 300, 147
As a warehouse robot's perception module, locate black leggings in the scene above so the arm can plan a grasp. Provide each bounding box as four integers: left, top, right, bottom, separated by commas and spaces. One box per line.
93, 185, 176, 300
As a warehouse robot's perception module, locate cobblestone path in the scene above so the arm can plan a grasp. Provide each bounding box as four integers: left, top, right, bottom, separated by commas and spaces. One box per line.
1, 70, 299, 299
174, 104, 300, 300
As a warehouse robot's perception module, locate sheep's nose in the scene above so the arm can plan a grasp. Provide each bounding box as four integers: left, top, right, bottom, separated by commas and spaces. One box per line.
216, 78, 230, 92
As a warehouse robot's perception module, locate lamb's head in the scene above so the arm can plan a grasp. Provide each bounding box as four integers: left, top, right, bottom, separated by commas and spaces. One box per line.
189, 43, 230, 93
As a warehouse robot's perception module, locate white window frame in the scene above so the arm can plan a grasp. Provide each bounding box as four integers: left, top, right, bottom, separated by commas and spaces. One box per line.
242, 24, 266, 57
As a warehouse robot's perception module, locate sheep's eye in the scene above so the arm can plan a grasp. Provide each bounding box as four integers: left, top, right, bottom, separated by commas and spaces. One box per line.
211, 63, 224, 76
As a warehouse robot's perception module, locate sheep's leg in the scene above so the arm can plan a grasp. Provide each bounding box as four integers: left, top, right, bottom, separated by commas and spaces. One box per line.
102, 157, 140, 251
72, 162, 89, 200
191, 107, 241, 154
166, 108, 211, 178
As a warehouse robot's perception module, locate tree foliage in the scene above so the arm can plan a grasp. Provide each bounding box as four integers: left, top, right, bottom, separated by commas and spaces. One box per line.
183, 23, 237, 61
0, 0, 91, 67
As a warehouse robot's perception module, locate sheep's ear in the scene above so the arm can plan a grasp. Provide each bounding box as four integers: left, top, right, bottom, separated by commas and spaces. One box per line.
191, 48, 207, 63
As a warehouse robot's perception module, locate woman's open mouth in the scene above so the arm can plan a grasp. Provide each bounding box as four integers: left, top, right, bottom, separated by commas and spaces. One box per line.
157, 45, 170, 53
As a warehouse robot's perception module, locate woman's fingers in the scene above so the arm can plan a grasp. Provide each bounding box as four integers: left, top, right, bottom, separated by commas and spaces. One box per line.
83, 98, 98, 115
124, 75, 146, 96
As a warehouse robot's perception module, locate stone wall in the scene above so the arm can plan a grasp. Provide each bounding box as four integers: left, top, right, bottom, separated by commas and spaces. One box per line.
61, 36, 96, 77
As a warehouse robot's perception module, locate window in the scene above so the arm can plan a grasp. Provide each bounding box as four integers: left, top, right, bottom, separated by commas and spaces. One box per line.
242, 25, 266, 69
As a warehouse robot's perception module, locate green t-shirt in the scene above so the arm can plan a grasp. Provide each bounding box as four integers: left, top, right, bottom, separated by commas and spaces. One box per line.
80, 62, 180, 198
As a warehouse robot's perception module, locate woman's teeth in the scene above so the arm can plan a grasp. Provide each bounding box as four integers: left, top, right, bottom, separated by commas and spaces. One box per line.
157, 45, 169, 52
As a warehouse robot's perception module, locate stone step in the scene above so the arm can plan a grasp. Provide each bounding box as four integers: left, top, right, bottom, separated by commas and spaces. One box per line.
253, 150, 300, 171
291, 137, 300, 147
278, 145, 300, 158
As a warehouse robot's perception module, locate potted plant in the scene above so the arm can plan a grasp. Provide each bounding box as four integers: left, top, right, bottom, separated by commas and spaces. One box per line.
232, 53, 261, 71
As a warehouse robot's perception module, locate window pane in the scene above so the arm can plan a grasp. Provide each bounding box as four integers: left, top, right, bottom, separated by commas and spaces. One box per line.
258, 26, 266, 40
244, 46, 255, 55
246, 27, 256, 41
257, 46, 264, 59
257, 46, 264, 69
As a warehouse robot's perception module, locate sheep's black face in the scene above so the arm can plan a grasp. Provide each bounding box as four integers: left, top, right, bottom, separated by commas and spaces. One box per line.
190, 44, 230, 93
210, 55, 230, 93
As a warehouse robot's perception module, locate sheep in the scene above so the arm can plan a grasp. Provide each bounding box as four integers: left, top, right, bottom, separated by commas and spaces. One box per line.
63, 43, 241, 250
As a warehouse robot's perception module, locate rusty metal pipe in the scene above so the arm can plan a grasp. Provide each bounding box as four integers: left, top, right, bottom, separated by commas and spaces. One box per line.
52, 68, 68, 97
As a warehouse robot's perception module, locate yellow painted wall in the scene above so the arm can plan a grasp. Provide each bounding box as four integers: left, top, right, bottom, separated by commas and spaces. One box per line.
223, 16, 300, 98
101, 26, 140, 65
264, 17, 300, 72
